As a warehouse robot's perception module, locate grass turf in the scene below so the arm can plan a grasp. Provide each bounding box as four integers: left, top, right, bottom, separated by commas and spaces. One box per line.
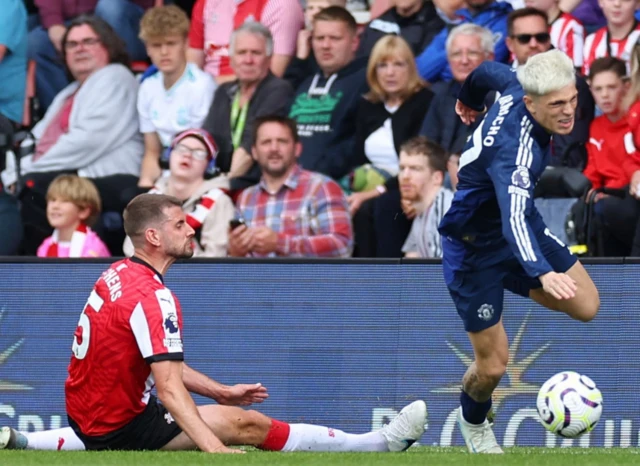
1, 447, 639, 466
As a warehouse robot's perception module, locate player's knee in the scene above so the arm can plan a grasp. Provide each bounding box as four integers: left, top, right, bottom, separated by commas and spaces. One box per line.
574, 290, 600, 322
477, 358, 507, 385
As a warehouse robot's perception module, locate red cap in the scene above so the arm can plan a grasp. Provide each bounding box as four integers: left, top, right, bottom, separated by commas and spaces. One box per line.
171, 129, 219, 161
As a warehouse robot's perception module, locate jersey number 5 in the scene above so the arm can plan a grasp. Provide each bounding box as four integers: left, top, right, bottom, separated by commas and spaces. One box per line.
72, 290, 104, 360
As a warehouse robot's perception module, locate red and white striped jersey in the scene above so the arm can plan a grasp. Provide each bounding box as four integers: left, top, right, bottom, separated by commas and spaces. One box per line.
550, 12, 585, 68
583, 24, 640, 76
65, 258, 184, 437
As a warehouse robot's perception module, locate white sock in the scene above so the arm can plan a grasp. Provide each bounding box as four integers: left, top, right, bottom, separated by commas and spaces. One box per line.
281, 424, 388, 452
23, 427, 86, 450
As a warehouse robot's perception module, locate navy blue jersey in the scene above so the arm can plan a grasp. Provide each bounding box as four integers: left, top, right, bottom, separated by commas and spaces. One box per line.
439, 62, 557, 279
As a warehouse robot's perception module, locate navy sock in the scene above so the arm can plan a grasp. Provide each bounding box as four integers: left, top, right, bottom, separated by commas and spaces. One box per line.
460, 390, 492, 425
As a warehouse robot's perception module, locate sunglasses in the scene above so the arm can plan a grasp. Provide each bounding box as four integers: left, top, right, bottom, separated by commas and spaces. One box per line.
512, 33, 551, 45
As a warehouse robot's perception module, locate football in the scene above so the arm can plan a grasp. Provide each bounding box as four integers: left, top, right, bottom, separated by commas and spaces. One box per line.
536, 371, 603, 438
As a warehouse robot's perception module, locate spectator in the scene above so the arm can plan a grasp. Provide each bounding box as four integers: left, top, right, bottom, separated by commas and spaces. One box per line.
399, 137, 453, 258
124, 129, 234, 258
582, 0, 640, 76
187, 0, 304, 84
285, 0, 347, 90
289, 6, 368, 181
625, 43, 640, 147
137, 5, 217, 188
505, 8, 594, 172
0, 0, 27, 127
357, 0, 446, 58
37, 174, 110, 257
368, 0, 466, 20
29, 0, 153, 111
584, 57, 640, 256
524, 0, 584, 69
202, 22, 294, 191
420, 23, 494, 155
228, 115, 353, 258
348, 35, 433, 216
7, 16, 143, 255
560, 0, 606, 33
415, 0, 512, 84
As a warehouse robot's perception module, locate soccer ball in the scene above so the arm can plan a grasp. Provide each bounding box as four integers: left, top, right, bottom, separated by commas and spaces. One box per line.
536, 371, 603, 438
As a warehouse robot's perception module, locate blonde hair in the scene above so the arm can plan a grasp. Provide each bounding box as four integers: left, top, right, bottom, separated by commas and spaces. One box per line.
517, 49, 575, 97
623, 44, 640, 112
139, 5, 190, 42
365, 35, 425, 103
46, 175, 102, 226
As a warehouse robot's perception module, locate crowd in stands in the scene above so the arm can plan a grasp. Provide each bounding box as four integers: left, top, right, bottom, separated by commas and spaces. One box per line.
2, 0, 640, 258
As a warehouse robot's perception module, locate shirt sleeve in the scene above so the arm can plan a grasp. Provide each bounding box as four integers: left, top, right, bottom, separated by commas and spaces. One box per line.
457, 62, 517, 111
261, 0, 304, 56
0, 1, 26, 51
415, 27, 448, 83
137, 79, 155, 134
488, 133, 553, 278
191, 72, 217, 128
188, 0, 206, 50
130, 288, 184, 364
35, 0, 64, 29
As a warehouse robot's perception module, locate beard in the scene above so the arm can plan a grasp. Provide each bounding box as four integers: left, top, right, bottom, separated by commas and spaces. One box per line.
167, 241, 194, 259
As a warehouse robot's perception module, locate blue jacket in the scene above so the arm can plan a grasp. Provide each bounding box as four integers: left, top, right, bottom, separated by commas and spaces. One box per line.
415, 1, 512, 84
439, 61, 555, 279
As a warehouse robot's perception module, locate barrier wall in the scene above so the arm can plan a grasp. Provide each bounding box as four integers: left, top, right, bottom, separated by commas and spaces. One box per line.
0, 260, 636, 448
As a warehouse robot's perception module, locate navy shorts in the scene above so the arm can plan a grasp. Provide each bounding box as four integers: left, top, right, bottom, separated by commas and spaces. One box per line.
444, 230, 577, 333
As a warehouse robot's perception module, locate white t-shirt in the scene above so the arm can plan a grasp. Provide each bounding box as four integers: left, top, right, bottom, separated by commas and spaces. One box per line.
363, 104, 400, 176
137, 63, 216, 147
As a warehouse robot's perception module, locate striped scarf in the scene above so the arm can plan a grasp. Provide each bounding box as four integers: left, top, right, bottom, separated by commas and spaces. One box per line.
47, 223, 88, 257
149, 186, 228, 232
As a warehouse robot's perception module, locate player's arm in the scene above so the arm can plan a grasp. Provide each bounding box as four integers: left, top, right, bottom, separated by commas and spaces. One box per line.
182, 363, 268, 406
152, 360, 229, 452
457, 62, 517, 112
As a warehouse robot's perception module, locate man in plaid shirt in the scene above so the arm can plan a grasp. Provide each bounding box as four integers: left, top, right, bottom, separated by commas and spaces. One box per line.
228, 115, 353, 257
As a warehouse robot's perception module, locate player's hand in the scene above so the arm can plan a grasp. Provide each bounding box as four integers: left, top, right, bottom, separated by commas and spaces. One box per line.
219, 383, 269, 406
540, 272, 577, 300
211, 445, 245, 454
455, 99, 484, 125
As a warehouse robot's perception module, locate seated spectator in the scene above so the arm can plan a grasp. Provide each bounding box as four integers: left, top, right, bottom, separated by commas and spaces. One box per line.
29, 0, 153, 111
348, 34, 433, 215
285, 0, 347, 90
582, 0, 640, 76
187, 0, 304, 84
137, 5, 217, 188
584, 57, 640, 256
524, 0, 584, 69
228, 115, 353, 257
506, 8, 594, 172
399, 137, 453, 258
289, 6, 368, 181
415, 0, 512, 84
420, 23, 494, 155
202, 22, 294, 191
6, 16, 143, 255
357, 0, 446, 58
124, 129, 234, 257
0, 0, 27, 127
37, 174, 110, 258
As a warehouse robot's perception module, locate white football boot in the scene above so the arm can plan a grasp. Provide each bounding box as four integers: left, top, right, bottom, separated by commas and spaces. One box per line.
457, 407, 503, 454
381, 400, 428, 451
0, 427, 28, 450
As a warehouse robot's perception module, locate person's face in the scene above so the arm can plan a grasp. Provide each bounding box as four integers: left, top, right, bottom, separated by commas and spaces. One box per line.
252, 122, 300, 178
169, 136, 209, 182
158, 205, 195, 259
47, 197, 89, 229
231, 32, 270, 84
507, 15, 551, 66
312, 20, 358, 76
65, 24, 110, 80
305, 0, 331, 28
524, 0, 557, 11
524, 83, 578, 135
398, 152, 442, 201
145, 34, 187, 75
393, 0, 423, 17
589, 70, 629, 115
598, 0, 638, 28
448, 34, 489, 83
376, 55, 410, 98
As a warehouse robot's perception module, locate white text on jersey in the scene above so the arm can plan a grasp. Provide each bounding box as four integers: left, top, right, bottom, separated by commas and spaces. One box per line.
103, 268, 123, 302
484, 95, 514, 147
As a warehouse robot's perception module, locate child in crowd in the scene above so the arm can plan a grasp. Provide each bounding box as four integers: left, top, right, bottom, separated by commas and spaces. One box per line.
37, 175, 110, 258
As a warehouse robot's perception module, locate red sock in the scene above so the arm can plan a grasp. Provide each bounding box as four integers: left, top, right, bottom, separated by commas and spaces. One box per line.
259, 419, 291, 451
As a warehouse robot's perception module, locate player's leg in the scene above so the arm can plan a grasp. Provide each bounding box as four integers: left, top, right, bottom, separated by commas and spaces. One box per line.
0, 426, 85, 450
162, 400, 427, 452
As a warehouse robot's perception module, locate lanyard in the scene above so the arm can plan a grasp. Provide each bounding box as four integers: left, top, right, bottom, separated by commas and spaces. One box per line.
230, 92, 249, 150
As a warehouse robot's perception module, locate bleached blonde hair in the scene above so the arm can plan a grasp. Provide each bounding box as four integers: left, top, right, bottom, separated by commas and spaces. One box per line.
516, 49, 575, 97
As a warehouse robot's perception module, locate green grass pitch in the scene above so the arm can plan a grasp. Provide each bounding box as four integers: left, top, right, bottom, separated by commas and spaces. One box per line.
2, 447, 640, 466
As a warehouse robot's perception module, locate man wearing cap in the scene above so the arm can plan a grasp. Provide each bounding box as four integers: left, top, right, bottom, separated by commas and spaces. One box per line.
124, 129, 234, 257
